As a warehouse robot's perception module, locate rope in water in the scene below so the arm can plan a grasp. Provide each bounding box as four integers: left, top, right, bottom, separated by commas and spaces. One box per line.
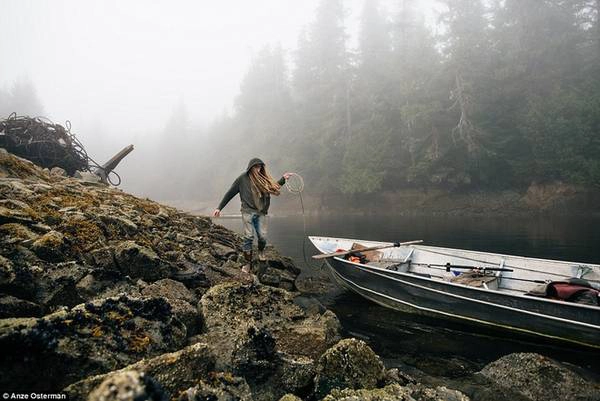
284, 173, 325, 271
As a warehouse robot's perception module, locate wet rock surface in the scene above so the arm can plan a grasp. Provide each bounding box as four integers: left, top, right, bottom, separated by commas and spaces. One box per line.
0, 295, 186, 391
194, 281, 342, 400
479, 353, 600, 401
313, 338, 386, 399
65, 342, 215, 401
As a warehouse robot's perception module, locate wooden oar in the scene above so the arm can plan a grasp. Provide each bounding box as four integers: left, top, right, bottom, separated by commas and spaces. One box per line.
312, 240, 423, 260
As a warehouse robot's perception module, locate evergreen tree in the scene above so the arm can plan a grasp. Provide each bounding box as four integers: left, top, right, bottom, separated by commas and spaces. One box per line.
339, 0, 392, 195
292, 0, 350, 191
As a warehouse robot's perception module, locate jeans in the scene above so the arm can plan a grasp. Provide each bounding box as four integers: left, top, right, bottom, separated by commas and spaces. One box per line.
242, 212, 267, 252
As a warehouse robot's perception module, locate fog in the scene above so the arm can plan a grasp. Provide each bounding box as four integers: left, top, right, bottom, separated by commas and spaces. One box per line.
1, 1, 343, 137
2, 0, 598, 213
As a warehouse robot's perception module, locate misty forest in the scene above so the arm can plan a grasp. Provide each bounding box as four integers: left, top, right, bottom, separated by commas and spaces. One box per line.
190, 0, 600, 204
2, 0, 600, 206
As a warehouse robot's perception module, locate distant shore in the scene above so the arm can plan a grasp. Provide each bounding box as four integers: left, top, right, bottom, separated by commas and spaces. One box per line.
160, 181, 600, 218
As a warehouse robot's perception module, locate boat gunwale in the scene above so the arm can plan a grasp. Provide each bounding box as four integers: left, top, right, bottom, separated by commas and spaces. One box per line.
333, 256, 600, 315
308, 235, 600, 270
308, 236, 600, 312
326, 262, 600, 349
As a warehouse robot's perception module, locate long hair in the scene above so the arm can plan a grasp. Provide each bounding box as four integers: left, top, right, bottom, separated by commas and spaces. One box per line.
249, 164, 281, 198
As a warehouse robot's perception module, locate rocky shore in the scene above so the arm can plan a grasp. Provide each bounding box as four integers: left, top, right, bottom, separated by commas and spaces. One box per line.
1, 148, 598, 401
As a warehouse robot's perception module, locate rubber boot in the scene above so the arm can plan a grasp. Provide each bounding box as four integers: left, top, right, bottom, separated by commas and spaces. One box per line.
258, 241, 267, 261
242, 251, 252, 274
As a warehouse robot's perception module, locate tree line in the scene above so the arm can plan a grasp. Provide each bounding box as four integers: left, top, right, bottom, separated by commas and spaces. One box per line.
202, 0, 600, 197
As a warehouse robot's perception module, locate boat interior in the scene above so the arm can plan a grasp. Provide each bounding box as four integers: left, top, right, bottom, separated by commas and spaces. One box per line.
310, 236, 600, 303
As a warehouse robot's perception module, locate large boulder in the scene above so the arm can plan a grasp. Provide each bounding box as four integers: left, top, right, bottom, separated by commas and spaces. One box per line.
197, 282, 341, 368
65, 342, 215, 401
0, 295, 186, 391
313, 338, 386, 399
479, 353, 600, 401
195, 282, 341, 401
321, 383, 470, 401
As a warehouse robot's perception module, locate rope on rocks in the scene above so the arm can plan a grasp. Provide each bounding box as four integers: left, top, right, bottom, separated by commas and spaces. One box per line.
0, 113, 123, 185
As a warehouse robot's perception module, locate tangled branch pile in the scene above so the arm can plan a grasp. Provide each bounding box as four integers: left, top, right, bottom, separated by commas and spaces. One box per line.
0, 113, 90, 175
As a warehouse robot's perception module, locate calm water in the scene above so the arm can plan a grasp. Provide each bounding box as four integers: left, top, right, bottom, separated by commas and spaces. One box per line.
217, 214, 600, 378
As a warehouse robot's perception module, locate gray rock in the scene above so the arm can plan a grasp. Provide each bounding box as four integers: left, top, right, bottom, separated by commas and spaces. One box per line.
74, 170, 102, 183
0, 255, 16, 286
231, 325, 278, 382
87, 370, 168, 401
177, 372, 252, 401
50, 167, 67, 177
36, 261, 89, 307
114, 241, 170, 281
196, 282, 341, 401
141, 279, 201, 335
31, 230, 67, 261
382, 368, 417, 387
199, 282, 341, 366
0, 204, 35, 225
314, 338, 386, 399
141, 279, 197, 304
321, 383, 470, 401
75, 270, 141, 301
65, 342, 215, 401
479, 353, 600, 401
211, 243, 237, 260
88, 247, 116, 270
0, 294, 44, 318
277, 354, 317, 396
278, 395, 302, 401
99, 214, 138, 236
0, 295, 186, 392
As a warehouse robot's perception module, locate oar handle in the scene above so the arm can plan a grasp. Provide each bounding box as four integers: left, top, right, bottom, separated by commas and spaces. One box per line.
312, 240, 423, 260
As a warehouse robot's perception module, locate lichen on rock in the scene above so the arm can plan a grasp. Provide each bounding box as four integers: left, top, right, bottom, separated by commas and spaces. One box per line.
479, 353, 600, 401
313, 338, 386, 399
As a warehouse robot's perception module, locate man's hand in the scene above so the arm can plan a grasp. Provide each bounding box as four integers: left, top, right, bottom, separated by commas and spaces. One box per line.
283, 172, 292, 180
212, 209, 221, 217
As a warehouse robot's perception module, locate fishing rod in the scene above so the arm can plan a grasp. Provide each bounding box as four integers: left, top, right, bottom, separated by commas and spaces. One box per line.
408, 262, 513, 272
410, 263, 551, 284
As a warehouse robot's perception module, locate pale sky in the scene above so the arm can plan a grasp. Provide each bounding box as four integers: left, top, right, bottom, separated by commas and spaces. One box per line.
1, 0, 439, 153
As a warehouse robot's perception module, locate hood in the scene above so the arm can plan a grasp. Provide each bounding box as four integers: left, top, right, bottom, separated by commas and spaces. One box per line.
246, 157, 264, 173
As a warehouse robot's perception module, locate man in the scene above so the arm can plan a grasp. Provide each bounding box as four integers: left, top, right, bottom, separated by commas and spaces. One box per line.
213, 157, 291, 274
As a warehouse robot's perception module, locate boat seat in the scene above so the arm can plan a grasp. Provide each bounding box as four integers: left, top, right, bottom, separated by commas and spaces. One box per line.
367, 261, 410, 272
367, 248, 415, 272
449, 271, 499, 290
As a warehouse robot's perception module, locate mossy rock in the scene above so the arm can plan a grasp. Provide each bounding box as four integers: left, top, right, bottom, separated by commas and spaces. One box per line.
314, 338, 385, 399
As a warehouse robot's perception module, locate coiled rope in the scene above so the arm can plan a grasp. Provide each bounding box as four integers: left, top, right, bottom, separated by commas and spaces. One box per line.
284, 173, 325, 271
1, 113, 122, 185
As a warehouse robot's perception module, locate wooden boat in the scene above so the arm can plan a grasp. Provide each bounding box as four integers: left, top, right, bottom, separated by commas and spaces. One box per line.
309, 236, 600, 349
